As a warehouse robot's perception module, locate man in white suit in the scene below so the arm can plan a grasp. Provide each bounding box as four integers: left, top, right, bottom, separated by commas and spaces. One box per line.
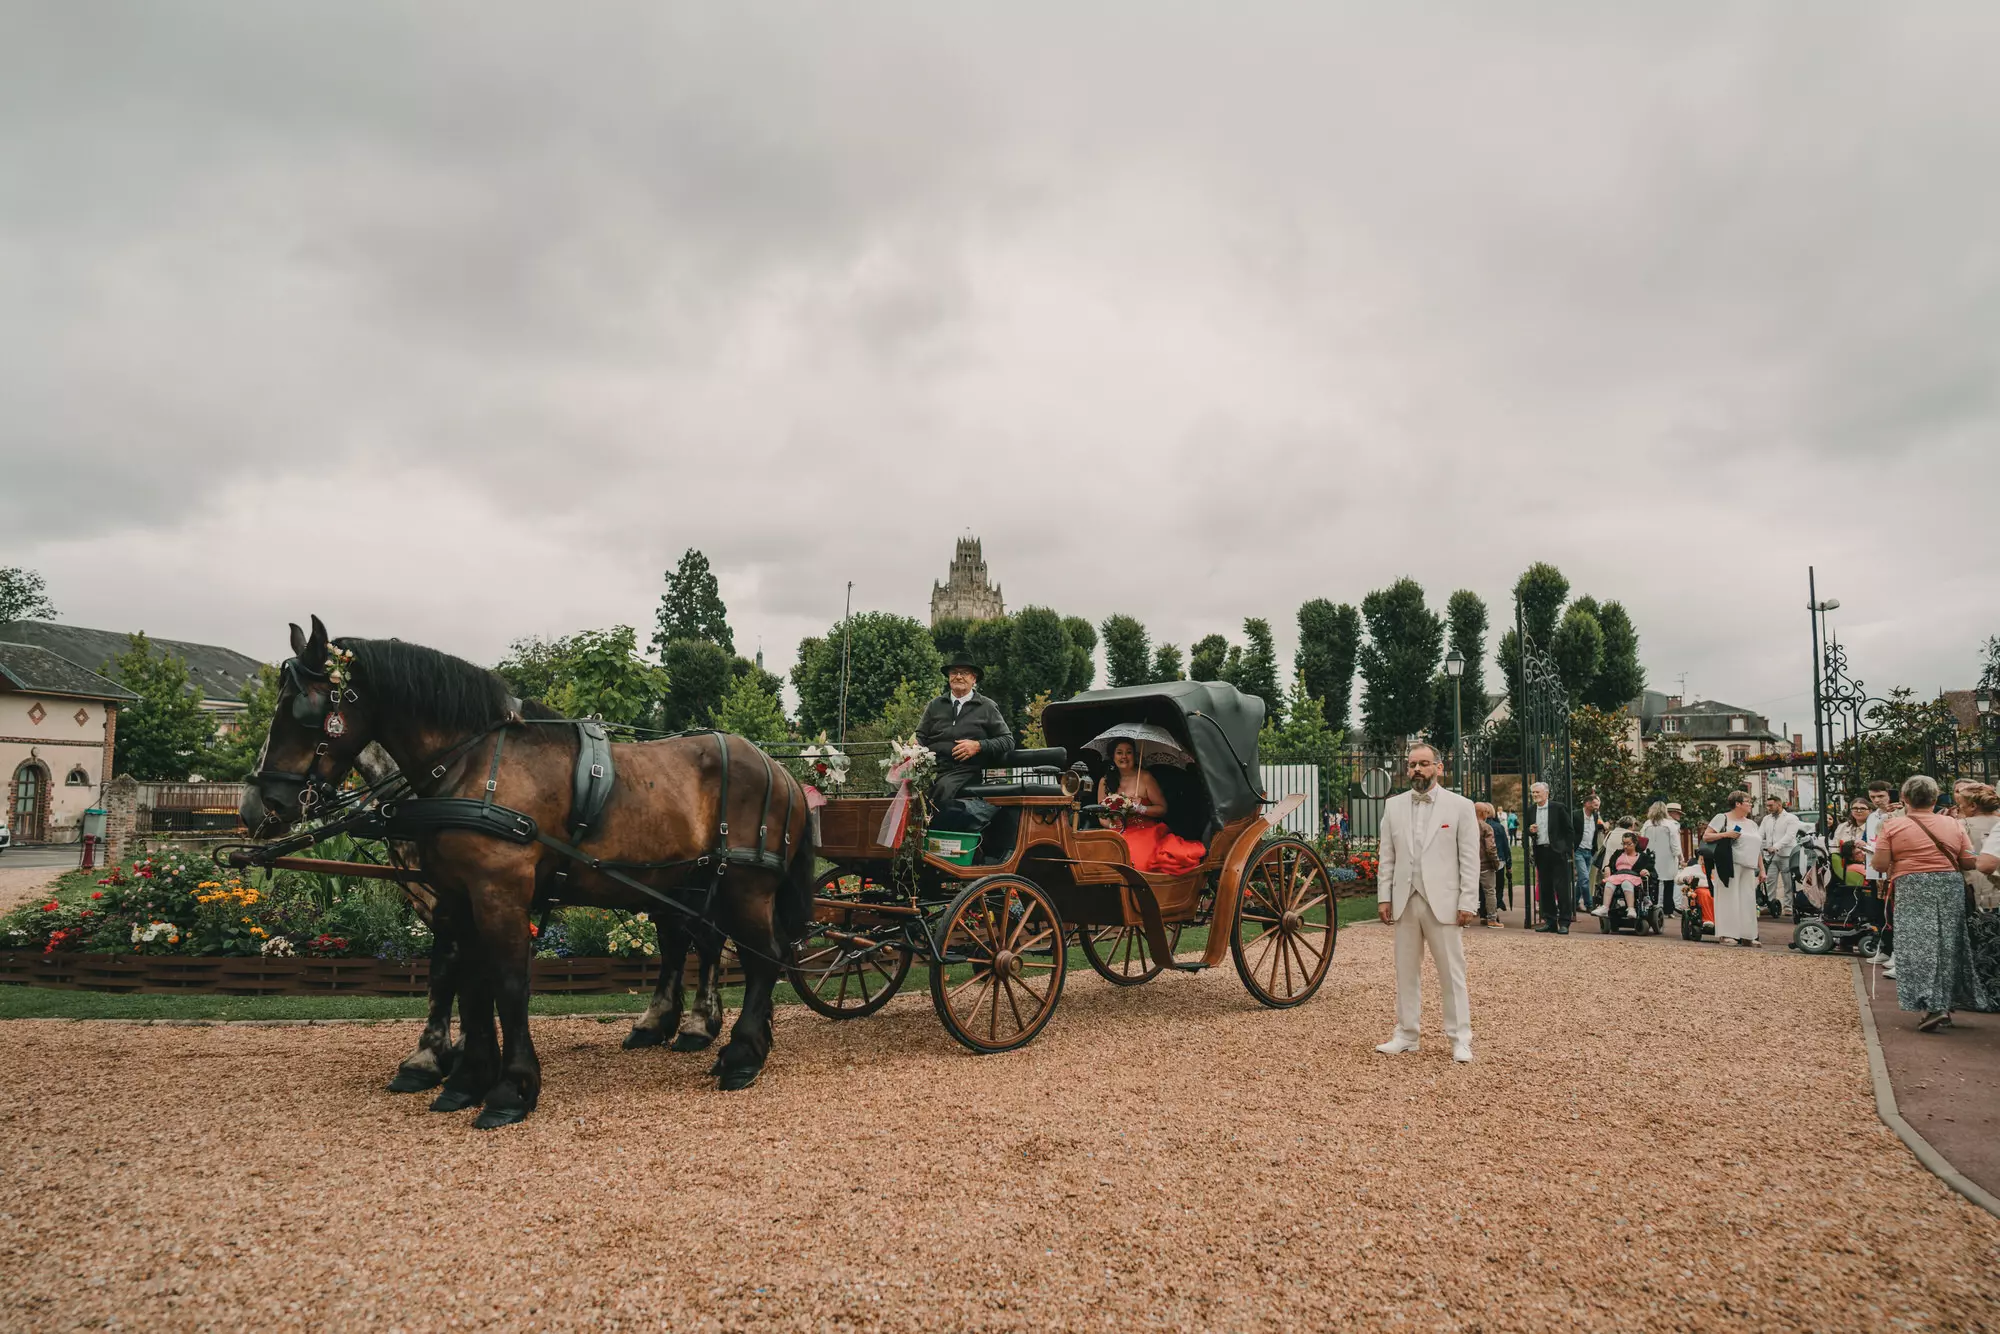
1374, 743, 1481, 1063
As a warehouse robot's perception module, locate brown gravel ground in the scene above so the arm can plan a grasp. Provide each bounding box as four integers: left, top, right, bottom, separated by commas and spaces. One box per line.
0, 864, 64, 915
3, 924, 1998, 1333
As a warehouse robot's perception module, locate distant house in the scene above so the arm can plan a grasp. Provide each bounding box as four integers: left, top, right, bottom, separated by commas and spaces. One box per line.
1641, 697, 1784, 768
1, 641, 137, 843
0, 620, 267, 734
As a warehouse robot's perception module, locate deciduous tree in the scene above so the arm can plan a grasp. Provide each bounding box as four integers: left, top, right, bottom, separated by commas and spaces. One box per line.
1431, 590, 1490, 745
1150, 643, 1184, 682
201, 664, 281, 780
1551, 604, 1605, 707
714, 670, 789, 744
1584, 600, 1646, 711
103, 633, 217, 780
0, 567, 57, 624
1357, 579, 1443, 745
1101, 614, 1151, 689
1061, 616, 1097, 698
1297, 599, 1359, 728
1189, 634, 1230, 683
660, 638, 735, 731
1231, 617, 1283, 723
791, 612, 942, 737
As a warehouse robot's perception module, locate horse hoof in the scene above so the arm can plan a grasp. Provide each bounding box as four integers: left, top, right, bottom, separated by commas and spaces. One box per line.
429, 1088, 479, 1113
473, 1104, 530, 1130
670, 1031, 716, 1052
716, 1066, 761, 1091
621, 1027, 665, 1050
387, 1068, 443, 1093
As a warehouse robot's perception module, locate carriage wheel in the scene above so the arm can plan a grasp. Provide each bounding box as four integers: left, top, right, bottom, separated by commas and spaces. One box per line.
929, 875, 1067, 1053
1080, 922, 1184, 986
1230, 838, 1335, 1008
787, 871, 913, 1020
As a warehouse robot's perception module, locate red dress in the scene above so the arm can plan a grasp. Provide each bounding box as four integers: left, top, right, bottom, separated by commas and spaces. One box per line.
1122, 817, 1207, 875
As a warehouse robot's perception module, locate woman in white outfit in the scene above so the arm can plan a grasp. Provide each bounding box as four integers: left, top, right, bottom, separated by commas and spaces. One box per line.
1705, 790, 1765, 946
1640, 801, 1682, 907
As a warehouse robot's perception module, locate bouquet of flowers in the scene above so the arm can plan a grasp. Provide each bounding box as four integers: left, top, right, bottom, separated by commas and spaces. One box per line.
799, 734, 850, 790
1100, 791, 1134, 827
881, 736, 935, 787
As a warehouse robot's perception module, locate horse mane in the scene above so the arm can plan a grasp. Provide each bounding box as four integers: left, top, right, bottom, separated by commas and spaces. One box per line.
338, 638, 561, 733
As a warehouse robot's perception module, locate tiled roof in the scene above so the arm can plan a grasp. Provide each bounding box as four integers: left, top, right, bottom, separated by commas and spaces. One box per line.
0, 620, 266, 704
0, 642, 139, 702
1645, 698, 1778, 740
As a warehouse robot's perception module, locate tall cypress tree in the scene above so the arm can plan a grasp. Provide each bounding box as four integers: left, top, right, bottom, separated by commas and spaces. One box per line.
1584, 600, 1646, 710
1514, 562, 1570, 647
1150, 643, 1184, 682
652, 548, 733, 657
1189, 634, 1230, 683
1432, 589, 1490, 743
1232, 617, 1283, 722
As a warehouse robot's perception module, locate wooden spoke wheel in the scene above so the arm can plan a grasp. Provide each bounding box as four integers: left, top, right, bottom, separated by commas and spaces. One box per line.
787, 871, 913, 1020
1080, 922, 1183, 986
929, 875, 1067, 1053
1230, 837, 1336, 1008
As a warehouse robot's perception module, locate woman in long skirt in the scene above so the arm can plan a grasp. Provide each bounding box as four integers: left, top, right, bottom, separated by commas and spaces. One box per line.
1705, 791, 1764, 946
1873, 775, 1994, 1029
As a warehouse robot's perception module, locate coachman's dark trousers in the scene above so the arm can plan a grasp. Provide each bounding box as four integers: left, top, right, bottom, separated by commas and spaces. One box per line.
1534, 843, 1572, 925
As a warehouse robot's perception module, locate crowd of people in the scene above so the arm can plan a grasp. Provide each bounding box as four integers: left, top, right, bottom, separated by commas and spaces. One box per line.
1501, 776, 1999, 1032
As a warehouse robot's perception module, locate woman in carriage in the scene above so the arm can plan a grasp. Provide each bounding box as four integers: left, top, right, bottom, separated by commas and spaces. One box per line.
1094, 732, 1208, 875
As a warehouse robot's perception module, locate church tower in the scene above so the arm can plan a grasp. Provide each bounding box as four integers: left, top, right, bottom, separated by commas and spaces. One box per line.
930, 536, 1006, 625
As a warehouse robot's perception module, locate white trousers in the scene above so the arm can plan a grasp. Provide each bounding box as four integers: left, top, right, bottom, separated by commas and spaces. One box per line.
1392, 897, 1471, 1044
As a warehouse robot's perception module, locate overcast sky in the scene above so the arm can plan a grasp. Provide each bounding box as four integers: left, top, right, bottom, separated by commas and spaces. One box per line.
4, 3, 1996, 731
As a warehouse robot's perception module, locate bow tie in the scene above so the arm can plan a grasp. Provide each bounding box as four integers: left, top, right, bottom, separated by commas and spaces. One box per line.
1411, 790, 1434, 805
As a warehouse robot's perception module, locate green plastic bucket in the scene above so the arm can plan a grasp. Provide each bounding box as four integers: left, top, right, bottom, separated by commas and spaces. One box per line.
924, 832, 981, 866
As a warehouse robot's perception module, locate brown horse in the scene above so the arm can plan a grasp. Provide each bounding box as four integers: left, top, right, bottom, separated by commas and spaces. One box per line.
242, 617, 815, 1127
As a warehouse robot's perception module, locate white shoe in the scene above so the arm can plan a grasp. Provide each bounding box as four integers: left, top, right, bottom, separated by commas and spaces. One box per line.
1452, 1041, 1474, 1063
1882, 958, 1897, 978
1374, 1037, 1421, 1055
1592, 904, 1610, 917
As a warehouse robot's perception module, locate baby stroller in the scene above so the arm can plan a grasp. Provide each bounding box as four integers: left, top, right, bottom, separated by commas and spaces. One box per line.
1597, 845, 1664, 935
1677, 861, 1717, 941
1791, 836, 1884, 958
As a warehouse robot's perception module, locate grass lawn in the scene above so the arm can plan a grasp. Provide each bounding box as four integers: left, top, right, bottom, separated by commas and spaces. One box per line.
0, 894, 1384, 1022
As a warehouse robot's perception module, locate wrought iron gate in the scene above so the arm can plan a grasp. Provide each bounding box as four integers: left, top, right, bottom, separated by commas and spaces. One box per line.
1514, 636, 1570, 926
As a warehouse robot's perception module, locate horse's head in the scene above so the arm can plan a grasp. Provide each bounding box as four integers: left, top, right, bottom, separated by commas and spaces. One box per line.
241, 614, 377, 835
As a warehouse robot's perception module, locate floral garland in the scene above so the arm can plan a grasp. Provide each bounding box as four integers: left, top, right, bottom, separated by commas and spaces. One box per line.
880, 736, 936, 898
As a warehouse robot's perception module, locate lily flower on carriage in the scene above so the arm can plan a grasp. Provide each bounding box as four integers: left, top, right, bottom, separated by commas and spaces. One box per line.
798, 733, 851, 793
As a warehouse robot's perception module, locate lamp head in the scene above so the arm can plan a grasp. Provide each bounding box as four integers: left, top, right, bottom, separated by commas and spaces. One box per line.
1444, 650, 1466, 679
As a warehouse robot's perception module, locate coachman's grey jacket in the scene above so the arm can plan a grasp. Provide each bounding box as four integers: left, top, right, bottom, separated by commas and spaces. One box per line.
915, 692, 1014, 808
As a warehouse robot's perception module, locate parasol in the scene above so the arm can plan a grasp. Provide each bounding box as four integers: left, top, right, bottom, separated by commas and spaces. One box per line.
1082, 722, 1192, 768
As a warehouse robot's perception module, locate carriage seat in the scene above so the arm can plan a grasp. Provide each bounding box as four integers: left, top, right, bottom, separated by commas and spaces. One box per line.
956, 746, 1070, 799
1006, 747, 1069, 770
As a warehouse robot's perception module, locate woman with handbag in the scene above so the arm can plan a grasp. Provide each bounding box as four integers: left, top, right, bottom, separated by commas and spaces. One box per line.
1871, 774, 1994, 1030
1704, 791, 1765, 946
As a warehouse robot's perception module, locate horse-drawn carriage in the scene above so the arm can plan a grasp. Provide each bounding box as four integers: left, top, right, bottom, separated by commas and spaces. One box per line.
788, 680, 1338, 1052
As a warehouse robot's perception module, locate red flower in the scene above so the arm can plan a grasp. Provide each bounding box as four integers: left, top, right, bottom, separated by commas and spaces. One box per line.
91, 891, 104, 900
529, 923, 539, 938
42, 902, 58, 912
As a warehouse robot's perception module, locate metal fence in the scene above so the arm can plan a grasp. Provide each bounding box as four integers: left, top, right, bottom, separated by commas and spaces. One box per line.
1258, 764, 1321, 838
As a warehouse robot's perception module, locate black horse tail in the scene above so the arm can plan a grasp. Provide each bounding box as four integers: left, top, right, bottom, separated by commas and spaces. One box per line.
775, 792, 816, 952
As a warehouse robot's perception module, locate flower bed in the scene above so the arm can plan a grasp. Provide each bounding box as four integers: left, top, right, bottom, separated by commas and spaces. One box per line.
0, 855, 719, 994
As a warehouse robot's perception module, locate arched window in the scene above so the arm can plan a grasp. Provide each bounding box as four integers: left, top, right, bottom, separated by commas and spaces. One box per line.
66, 767, 91, 787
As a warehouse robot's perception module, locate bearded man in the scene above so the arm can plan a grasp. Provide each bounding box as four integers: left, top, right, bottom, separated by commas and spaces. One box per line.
1374, 743, 1482, 1063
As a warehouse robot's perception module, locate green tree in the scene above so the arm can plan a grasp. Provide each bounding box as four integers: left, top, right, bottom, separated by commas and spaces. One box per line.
1061, 615, 1097, 698
1232, 617, 1283, 722
660, 638, 735, 730
0, 567, 57, 623
1551, 604, 1605, 707
1101, 614, 1152, 689
843, 678, 938, 751
1584, 600, 1645, 711
963, 617, 1019, 719
1515, 562, 1570, 646
1189, 634, 1230, 683
1009, 607, 1073, 718
930, 616, 973, 663
1839, 689, 1963, 788
201, 664, 281, 781
103, 633, 217, 780
1297, 599, 1360, 729
1568, 704, 1642, 817
652, 548, 733, 656
498, 627, 672, 726
1150, 643, 1184, 682
1357, 578, 1443, 745
1641, 748, 1748, 825
1431, 589, 1490, 744
714, 670, 788, 744
1260, 670, 1345, 779
791, 612, 942, 737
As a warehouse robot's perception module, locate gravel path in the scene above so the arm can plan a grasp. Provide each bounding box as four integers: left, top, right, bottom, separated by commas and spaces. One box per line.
4, 924, 1997, 1331
0, 863, 66, 915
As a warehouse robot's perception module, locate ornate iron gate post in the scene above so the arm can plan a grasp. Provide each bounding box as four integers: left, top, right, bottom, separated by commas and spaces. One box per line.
1513, 601, 1570, 928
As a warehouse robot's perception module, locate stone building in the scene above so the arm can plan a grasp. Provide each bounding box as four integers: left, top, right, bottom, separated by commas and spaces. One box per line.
930, 536, 1006, 625
0, 620, 266, 736
1, 641, 136, 843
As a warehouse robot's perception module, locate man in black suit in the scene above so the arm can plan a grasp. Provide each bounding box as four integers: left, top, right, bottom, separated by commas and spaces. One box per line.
915, 652, 1015, 810
1527, 781, 1577, 933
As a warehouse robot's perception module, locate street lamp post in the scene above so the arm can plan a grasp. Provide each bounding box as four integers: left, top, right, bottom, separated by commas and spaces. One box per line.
1444, 649, 1466, 792
1806, 567, 1839, 837
1978, 687, 1995, 784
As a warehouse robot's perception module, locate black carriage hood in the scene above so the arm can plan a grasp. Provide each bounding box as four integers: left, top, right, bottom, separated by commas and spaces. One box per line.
1041, 680, 1266, 823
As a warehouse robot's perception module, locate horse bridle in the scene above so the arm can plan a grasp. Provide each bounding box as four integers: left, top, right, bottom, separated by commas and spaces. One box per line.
252, 649, 361, 816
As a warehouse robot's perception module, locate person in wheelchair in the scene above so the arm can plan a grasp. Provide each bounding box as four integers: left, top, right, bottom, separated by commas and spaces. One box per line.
1593, 831, 1656, 918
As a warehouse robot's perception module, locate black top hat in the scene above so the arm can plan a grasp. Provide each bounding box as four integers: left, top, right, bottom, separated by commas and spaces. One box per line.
941, 652, 983, 682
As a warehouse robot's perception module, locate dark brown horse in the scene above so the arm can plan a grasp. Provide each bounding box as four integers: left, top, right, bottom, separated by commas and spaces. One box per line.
242, 617, 814, 1127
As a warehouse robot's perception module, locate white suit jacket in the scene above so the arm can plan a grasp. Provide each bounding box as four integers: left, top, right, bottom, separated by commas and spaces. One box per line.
1375, 787, 1481, 923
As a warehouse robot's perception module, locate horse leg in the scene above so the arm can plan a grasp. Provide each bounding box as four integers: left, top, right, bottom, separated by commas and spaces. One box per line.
430, 914, 499, 1114
711, 894, 780, 1090
471, 884, 541, 1130
390, 900, 462, 1092
672, 924, 726, 1052
624, 918, 690, 1049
